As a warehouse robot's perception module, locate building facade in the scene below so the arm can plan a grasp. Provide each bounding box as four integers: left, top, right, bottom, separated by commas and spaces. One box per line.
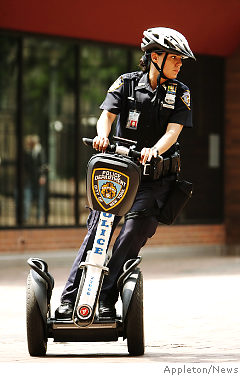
0, 0, 240, 253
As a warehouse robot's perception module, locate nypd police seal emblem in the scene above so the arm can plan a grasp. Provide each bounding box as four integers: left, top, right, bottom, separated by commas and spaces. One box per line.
108, 76, 124, 92
92, 168, 129, 211
181, 90, 191, 110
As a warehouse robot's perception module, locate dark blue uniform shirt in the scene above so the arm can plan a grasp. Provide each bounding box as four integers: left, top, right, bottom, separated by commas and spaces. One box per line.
100, 71, 193, 157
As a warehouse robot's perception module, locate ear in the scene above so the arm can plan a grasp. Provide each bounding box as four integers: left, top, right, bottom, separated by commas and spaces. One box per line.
151, 52, 159, 62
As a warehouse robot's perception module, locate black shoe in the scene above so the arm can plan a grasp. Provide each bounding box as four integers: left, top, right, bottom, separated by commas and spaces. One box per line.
55, 302, 73, 320
98, 301, 116, 319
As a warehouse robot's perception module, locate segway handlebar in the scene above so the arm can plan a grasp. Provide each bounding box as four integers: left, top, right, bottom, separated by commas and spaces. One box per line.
82, 137, 141, 160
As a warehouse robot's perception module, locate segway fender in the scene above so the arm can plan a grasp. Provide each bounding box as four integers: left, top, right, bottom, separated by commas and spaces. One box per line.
29, 270, 48, 322
122, 268, 141, 322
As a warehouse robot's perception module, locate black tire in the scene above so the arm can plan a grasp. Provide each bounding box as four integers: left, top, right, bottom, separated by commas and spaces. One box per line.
26, 273, 47, 356
125, 270, 145, 356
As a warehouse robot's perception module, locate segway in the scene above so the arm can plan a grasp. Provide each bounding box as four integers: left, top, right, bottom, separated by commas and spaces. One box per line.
26, 136, 145, 356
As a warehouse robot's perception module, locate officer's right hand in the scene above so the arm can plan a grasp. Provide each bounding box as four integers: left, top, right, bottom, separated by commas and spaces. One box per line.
93, 135, 109, 152
140, 147, 158, 165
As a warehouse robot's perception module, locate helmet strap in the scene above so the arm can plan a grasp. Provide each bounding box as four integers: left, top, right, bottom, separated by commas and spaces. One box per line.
151, 53, 168, 104
151, 52, 168, 82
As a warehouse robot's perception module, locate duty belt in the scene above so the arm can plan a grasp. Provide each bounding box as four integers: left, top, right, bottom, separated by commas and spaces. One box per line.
141, 152, 180, 181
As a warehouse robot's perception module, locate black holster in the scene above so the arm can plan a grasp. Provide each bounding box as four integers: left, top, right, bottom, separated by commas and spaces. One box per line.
141, 152, 180, 181
125, 179, 193, 225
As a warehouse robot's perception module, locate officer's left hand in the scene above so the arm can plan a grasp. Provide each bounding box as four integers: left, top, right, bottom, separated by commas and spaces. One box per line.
140, 147, 158, 165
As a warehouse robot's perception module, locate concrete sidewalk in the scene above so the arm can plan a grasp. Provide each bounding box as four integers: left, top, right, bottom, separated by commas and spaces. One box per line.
1, 245, 240, 365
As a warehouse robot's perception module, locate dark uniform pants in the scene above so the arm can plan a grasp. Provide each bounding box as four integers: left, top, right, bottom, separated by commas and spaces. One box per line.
61, 176, 175, 305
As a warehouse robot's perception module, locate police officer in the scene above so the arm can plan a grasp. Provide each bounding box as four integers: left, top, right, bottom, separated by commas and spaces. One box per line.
56, 27, 195, 319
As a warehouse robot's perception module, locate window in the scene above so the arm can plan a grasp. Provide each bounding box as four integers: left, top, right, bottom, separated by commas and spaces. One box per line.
0, 36, 18, 226
177, 55, 224, 223
0, 33, 224, 228
78, 44, 129, 224
23, 38, 76, 225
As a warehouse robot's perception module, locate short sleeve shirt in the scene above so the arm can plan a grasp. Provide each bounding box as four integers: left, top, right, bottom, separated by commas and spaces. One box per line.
100, 71, 192, 157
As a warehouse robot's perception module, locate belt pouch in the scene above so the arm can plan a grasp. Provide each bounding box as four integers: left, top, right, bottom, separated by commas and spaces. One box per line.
153, 158, 163, 180
157, 179, 193, 225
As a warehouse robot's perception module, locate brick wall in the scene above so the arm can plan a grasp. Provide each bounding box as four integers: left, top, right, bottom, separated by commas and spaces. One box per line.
225, 46, 240, 252
0, 224, 225, 254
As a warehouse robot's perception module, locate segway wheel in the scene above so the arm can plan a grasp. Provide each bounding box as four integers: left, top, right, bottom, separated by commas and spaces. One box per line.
125, 270, 144, 356
26, 273, 47, 356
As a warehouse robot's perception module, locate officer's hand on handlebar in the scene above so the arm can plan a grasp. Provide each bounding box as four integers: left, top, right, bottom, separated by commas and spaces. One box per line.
140, 147, 158, 165
92, 135, 109, 152
84, 137, 159, 162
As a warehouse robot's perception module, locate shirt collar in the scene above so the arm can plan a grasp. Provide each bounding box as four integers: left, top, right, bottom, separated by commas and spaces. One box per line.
135, 72, 174, 93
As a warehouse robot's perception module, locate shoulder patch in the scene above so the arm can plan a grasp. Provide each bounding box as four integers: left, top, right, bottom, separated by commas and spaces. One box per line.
108, 76, 124, 93
180, 90, 191, 110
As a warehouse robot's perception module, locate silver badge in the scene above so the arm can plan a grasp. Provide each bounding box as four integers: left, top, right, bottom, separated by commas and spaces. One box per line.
162, 83, 177, 109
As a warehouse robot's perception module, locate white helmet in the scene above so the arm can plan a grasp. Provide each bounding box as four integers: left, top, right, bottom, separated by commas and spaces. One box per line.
141, 27, 195, 60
